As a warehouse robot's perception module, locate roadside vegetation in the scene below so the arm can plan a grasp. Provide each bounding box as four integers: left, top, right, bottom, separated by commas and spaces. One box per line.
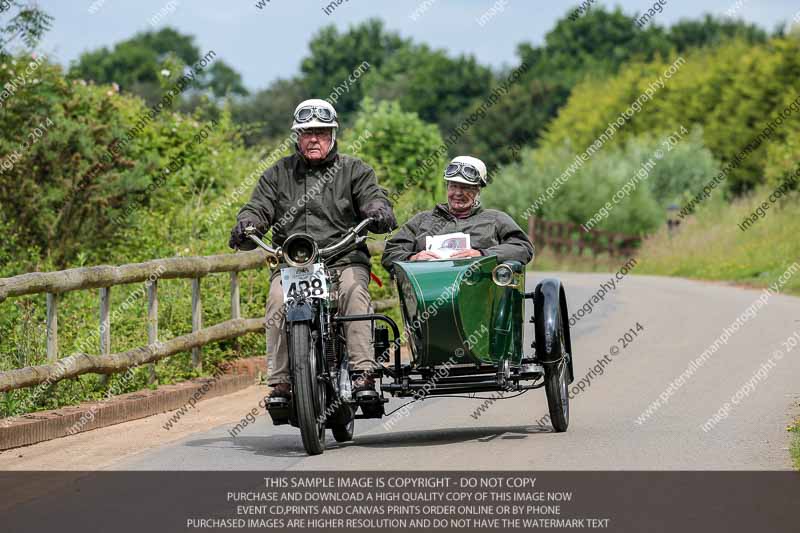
791, 419, 800, 469
635, 190, 800, 296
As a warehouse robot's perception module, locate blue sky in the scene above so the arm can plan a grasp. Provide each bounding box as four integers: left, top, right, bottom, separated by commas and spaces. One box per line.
31, 0, 800, 92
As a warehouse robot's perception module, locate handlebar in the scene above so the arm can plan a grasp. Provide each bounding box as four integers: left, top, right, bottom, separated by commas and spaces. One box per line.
318, 217, 372, 258
243, 217, 373, 262
244, 227, 280, 256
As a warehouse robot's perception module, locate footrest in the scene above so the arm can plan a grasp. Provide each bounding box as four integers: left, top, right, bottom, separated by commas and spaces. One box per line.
354, 389, 380, 402
266, 398, 291, 426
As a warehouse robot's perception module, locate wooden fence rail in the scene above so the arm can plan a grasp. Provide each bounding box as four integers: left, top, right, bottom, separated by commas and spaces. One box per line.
0, 242, 392, 392
528, 217, 641, 258
0, 250, 273, 303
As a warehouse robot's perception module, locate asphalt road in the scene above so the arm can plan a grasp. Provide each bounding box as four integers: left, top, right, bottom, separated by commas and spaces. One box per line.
101, 271, 799, 471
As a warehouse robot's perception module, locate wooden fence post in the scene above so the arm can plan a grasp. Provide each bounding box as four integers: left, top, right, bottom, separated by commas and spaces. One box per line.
99, 287, 111, 385
230, 272, 240, 320
147, 280, 158, 384
46, 293, 58, 362
192, 278, 202, 371
231, 272, 241, 355
528, 216, 536, 246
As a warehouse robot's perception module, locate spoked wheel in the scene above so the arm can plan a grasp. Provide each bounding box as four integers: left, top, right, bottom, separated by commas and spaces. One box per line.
543, 310, 570, 432
290, 322, 327, 455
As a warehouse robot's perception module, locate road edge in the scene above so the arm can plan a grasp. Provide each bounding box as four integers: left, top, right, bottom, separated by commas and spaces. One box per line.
0, 357, 266, 450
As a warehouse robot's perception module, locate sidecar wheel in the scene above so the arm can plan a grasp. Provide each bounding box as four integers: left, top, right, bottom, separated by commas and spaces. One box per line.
534, 279, 572, 432
290, 322, 326, 455
331, 415, 355, 442
544, 356, 570, 432
543, 311, 570, 432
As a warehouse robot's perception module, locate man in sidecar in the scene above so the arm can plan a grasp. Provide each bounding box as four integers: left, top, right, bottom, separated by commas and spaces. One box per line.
381, 155, 533, 271
228, 99, 397, 401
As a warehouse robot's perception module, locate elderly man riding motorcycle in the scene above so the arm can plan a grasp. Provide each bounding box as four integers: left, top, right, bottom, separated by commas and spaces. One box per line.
381, 155, 533, 270
229, 99, 397, 401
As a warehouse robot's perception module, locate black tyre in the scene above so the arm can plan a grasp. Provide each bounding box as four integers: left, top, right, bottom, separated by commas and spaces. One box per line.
331, 411, 354, 443
290, 322, 326, 455
543, 310, 570, 432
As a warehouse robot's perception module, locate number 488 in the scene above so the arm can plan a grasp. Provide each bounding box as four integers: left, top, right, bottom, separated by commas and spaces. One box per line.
287, 278, 324, 298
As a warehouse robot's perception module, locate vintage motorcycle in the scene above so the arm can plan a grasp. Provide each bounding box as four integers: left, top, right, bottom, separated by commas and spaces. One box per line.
246, 221, 574, 456
245, 219, 400, 455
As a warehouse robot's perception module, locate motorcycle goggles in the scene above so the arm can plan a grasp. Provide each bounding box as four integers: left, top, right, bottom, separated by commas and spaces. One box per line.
294, 105, 337, 124
444, 162, 483, 184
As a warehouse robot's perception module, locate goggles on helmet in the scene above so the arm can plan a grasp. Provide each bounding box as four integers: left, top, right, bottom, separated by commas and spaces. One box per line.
444, 162, 483, 184
294, 105, 337, 124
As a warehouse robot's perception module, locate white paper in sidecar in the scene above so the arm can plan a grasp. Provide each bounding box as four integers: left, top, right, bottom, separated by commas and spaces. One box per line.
425, 232, 471, 258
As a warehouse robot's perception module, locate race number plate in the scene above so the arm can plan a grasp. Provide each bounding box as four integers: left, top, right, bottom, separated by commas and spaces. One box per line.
280, 264, 328, 302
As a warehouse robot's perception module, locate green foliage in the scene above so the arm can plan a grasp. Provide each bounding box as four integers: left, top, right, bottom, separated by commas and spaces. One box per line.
635, 187, 800, 296
454, 79, 569, 171
67, 27, 244, 105
0, 55, 246, 268
540, 37, 800, 195
69, 28, 196, 98
300, 19, 408, 117
461, 7, 770, 171
204, 60, 248, 98
0, 58, 270, 417
341, 98, 446, 219
519, 6, 671, 88
0, 1, 52, 53
460, 5, 668, 171
482, 131, 719, 236
791, 418, 800, 471
666, 15, 767, 52
764, 122, 800, 190
363, 44, 493, 133
230, 77, 308, 146
231, 18, 408, 148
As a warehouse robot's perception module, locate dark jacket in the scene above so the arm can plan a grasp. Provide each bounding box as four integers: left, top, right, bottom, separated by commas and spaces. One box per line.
236, 144, 388, 268
381, 203, 534, 272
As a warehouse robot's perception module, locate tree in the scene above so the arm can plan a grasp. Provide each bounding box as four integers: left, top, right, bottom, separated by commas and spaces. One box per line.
518, 6, 671, 88
458, 7, 770, 172
0, 1, 52, 54
69, 28, 198, 89
341, 98, 446, 218
68, 28, 244, 105
458, 7, 671, 170
300, 19, 409, 117
667, 15, 767, 52
362, 44, 494, 133
203, 60, 248, 98
539, 37, 800, 195
230, 77, 308, 146
453, 79, 570, 171
482, 132, 719, 235
0, 55, 243, 267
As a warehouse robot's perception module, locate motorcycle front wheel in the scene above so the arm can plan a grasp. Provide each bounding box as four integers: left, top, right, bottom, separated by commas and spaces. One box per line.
290, 321, 327, 455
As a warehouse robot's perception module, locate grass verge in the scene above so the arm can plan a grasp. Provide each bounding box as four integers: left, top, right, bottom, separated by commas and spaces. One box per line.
791, 418, 800, 470
634, 190, 800, 296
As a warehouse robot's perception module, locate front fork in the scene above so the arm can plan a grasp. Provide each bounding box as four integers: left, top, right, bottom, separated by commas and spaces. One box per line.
267, 297, 320, 427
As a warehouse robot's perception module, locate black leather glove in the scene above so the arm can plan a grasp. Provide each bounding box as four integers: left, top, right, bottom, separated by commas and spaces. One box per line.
361, 199, 397, 234
229, 218, 264, 250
